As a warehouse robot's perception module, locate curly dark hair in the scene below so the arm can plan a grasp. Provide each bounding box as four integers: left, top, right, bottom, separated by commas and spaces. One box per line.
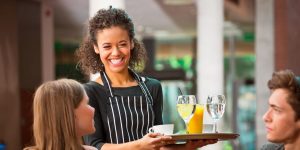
268, 69, 300, 120
76, 8, 147, 76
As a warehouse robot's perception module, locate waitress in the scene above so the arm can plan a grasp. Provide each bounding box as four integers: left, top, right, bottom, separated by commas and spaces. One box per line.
76, 7, 217, 150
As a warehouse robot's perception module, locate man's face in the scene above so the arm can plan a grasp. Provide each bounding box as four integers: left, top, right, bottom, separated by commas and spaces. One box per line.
263, 88, 300, 143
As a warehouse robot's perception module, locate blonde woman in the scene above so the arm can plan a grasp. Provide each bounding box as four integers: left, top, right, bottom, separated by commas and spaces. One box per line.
24, 79, 97, 150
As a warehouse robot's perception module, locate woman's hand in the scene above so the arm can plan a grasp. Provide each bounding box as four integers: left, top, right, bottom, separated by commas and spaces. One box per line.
184, 139, 218, 149
136, 133, 176, 150
101, 133, 175, 150
160, 139, 218, 150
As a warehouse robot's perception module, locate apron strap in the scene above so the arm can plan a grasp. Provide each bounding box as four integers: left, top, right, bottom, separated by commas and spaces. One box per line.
101, 68, 156, 127
100, 68, 154, 106
129, 68, 154, 106
100, 71, 114, 97
129, 69, 155, 126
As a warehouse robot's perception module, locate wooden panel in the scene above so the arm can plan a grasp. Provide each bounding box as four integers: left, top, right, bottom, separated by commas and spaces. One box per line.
275, 0, 300, 75
275, 0, 288, 70
20, 89, 34, 147
0, 0, 21, 149
287, 0, 300, 75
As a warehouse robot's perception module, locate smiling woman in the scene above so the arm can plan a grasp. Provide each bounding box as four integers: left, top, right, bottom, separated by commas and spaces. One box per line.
76, 8, 147, 77
93, 26, 133, 77
75, 7, 217, 150
75, 7, 170, 149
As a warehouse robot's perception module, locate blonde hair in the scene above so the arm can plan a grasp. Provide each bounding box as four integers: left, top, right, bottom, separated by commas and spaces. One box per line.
24, 79, 85, 150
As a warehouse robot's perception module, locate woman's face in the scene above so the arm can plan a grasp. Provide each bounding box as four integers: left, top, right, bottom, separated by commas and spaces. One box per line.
263, 88, 300, 144
75, 93, 95, 137
93, 26, 133, 74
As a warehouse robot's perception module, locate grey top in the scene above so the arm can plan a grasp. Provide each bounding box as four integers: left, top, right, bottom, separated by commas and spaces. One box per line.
261, 143, 284, 150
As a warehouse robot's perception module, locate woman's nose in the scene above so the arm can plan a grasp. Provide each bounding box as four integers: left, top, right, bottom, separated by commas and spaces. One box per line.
111, 46, 120, 55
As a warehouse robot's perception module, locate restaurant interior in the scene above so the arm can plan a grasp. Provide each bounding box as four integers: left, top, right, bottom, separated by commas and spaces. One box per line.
1, 0, 300, 149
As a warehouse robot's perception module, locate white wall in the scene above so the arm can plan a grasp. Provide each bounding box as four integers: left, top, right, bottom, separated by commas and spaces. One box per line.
255, 0, 275, 148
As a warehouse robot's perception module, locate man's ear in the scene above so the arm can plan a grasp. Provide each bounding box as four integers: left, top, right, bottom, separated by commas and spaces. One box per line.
94, 45, 100, 54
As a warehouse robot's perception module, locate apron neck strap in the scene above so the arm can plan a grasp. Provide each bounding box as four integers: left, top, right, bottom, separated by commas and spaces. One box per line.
129, 69, 154, 106
100, 71, 114, 97
99, 69, 139, 97
129, 68, 142, 83
99, 69, 154, 106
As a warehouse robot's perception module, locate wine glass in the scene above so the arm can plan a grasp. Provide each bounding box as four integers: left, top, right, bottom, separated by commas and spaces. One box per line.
176, 95, 197, 134
206, 94, 226, 133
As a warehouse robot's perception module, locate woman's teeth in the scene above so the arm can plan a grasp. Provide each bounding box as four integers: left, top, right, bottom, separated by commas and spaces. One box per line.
110, 58, 122, 64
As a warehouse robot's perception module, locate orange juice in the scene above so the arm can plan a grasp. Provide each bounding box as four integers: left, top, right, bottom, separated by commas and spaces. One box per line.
188, 104, 204, 134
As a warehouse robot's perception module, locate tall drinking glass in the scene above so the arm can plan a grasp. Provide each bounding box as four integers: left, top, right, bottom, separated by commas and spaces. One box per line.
206, 94, 226, 133
176, 95, 197, 134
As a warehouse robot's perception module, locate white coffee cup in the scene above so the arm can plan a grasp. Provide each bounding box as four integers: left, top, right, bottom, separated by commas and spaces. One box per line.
148, 124, 174, 135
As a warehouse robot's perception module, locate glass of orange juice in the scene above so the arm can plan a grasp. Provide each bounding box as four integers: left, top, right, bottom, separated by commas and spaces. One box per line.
188, 104, 204, 134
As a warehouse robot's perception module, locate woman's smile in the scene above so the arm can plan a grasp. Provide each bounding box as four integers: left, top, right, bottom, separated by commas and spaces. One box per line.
109, 57, 125, 66
94, 26, 132, 74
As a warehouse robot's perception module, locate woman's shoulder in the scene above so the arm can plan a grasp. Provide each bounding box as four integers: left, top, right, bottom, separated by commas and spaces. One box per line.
143, 76, 161, 86
83, 81, 105, 91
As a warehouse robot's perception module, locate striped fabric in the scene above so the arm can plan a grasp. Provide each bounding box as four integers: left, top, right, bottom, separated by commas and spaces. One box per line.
105, 95, 154, 143
83, 69, 163, 149
101, 70, 155, 143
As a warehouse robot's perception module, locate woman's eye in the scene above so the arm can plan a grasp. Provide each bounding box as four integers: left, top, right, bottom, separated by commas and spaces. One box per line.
119, 43, 127, 47
103, 46, 111, 49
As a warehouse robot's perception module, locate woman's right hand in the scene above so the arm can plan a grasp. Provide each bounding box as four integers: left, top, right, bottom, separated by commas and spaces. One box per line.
101, 133, 176, 150
136, 133, 175, 150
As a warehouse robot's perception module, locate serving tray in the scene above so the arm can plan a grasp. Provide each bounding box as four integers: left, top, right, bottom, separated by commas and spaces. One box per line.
170, 133, 239, 141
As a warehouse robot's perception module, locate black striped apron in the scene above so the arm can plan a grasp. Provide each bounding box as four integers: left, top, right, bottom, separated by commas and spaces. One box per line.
100, 69, 155, 144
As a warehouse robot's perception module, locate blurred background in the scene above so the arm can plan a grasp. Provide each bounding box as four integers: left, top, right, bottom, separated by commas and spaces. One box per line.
1, 0, 300, 149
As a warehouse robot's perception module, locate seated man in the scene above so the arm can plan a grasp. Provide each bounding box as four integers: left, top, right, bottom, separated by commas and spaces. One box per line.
261, 70, 300, 150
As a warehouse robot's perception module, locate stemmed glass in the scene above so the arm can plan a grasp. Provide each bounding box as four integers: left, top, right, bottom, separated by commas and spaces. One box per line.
206, 94, 226, 133
176, 95, 197, 134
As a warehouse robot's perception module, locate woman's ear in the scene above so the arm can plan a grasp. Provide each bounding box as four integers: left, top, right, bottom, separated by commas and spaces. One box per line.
94, 45, 100, 54
296, 120, 300, 130
131, 40, 135, 49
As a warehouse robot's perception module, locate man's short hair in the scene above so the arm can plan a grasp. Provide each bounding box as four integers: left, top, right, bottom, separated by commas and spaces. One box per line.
268, 69, 300, 120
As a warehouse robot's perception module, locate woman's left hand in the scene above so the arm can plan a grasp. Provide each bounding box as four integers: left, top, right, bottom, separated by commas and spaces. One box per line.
184, 139, 218, 149
160, 139, 218, 150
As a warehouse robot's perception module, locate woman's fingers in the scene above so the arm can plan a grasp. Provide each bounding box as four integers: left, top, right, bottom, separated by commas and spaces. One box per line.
203, 139, 218, 145
158, 138, 176, 146
186, 139, 218, 149
147, 133, 175, 147
147, 132, 162, 138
